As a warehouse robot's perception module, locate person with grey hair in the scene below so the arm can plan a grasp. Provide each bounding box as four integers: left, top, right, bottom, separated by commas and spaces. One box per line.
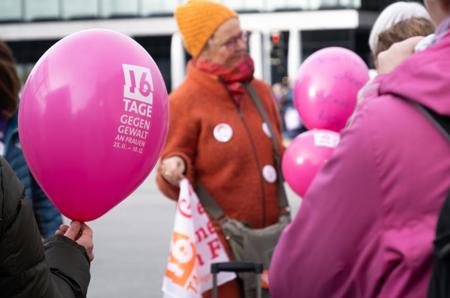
368, 1, 432, 62
346, 1, 434, 127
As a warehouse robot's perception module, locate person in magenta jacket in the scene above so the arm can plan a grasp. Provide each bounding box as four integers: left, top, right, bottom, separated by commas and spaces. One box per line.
269, 0, 450, 297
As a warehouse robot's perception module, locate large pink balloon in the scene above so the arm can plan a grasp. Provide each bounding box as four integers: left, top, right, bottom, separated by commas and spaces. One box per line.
19, 29, 168, 221
282, 129, 340, 197
294, 47, 369, 132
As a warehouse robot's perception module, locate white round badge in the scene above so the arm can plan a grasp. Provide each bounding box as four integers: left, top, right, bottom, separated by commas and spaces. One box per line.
262, 165, 277, 183
262, 122, 272, 138
213, 123, 233, 143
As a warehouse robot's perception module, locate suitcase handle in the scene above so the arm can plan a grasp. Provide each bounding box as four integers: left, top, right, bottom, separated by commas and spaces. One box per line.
211, 261, 263, 274
211, 262, 264, 298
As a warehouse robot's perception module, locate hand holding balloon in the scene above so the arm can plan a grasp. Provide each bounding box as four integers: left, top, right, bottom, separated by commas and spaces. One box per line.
55, 221, 94, 262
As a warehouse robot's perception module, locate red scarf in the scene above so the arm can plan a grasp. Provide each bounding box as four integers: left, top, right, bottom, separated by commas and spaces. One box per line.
194, 55, 254, 105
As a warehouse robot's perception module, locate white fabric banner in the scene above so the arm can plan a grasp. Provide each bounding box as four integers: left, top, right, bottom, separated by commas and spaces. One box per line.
162, 179, 236, 298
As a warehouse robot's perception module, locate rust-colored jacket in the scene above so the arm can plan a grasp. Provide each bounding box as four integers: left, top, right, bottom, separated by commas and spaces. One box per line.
157, 62, 284, 297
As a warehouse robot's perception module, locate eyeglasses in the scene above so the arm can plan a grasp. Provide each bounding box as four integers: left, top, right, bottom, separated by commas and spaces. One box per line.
217, 31, 249, 50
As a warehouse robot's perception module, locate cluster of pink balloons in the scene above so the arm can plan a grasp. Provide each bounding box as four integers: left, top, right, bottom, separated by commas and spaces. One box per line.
282, 47, 369, 197
19, 30, 168, 221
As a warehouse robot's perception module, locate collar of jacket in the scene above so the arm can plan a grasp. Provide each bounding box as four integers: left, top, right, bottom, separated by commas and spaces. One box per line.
185, 61, 233, 99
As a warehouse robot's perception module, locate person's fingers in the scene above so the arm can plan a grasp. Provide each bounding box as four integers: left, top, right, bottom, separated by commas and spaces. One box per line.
165, 175, 180, 186
390, 36, 424, 55
76, 224, 94, 262
167, 172, 184, 186
402, 36, 425, 49
377, 36, 424, 75
64, 221, 82, 240
161, 160, 171, 175
55, 224, 69, 236
162, 168, 176, 184
79, 223, 93, 239
161, 158, 185, 185
164, 160, 178, 173
175, 158, 186, 175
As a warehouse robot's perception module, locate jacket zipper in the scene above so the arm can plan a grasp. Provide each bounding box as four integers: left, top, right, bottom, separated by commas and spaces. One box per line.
235, 105, 267, 227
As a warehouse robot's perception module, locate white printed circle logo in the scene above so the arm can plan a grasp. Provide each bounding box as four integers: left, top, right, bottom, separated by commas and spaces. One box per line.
213, 123, 233, 143
172, 238, 194, 263
262, 122, 272, 138
262, 165, 277, 183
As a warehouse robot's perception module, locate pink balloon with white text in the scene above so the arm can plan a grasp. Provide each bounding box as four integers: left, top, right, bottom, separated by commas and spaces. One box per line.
282, 129, 340, 197
19, 29, 168, 221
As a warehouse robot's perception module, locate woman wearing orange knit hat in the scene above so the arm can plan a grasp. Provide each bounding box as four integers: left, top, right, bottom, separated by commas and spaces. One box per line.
156, 0, 289, 297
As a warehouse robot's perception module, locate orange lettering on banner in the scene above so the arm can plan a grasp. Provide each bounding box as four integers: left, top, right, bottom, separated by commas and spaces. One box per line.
187, 274, 199, 294
165, 232, 196, 287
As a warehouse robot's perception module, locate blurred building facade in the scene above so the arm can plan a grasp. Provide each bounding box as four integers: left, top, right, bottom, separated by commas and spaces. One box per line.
0, 0, 420, 90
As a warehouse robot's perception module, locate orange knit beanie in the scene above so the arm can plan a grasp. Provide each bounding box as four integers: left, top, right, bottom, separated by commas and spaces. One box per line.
174, 0, 238, 57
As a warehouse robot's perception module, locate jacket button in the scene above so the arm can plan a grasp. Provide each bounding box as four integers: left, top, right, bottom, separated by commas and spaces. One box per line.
262, 165, 277, 183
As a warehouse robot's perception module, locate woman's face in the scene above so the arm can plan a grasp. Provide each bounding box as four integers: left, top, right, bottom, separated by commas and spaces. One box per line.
199, 18, 247, 67
424, 0, 450, 26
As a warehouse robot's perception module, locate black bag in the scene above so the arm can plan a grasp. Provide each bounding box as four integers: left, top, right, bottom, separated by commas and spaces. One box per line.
414, 105, 450, 298
195, 84, 290, 298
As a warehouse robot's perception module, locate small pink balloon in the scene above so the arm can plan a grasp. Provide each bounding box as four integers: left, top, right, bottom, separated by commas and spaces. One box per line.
294, 47, 369, 132
282, 129, 340, 197
19, 29, 168, 221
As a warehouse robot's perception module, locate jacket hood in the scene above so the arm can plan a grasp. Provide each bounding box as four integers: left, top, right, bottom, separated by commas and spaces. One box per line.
378, 32, 450, 117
